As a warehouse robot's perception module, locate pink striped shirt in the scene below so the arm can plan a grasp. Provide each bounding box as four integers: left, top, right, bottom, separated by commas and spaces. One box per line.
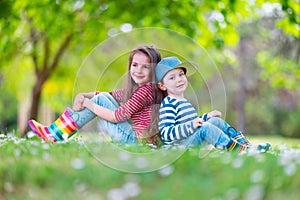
98, 83, 154, 138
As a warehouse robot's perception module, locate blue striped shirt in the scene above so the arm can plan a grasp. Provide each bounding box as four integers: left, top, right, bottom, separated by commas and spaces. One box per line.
158, 96, 198, 144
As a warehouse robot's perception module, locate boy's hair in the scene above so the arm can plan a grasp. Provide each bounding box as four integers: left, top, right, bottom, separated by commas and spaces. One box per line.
123, 45, 164, 145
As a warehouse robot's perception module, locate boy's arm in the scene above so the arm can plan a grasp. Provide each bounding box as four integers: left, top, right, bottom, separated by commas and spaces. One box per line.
199, 110, 222, 121
207, 110, 222, 119
159, 104, 195, 143
199, 113, 208, 121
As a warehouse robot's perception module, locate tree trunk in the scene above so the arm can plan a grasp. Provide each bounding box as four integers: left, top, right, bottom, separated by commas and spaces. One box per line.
20, 33, 73, 136
236, 37, 247, 132
29, 78, 44, 120
21, 74, 46, 136
237, 70, 246, 131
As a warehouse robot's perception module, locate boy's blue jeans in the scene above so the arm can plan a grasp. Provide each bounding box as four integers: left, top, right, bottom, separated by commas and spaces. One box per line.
182, 117, 232, 148
71, 92, 136, 144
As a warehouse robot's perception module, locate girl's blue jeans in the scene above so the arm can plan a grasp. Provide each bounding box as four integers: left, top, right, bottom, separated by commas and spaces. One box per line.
182, 117, 232, 148
71, 92, 136, 144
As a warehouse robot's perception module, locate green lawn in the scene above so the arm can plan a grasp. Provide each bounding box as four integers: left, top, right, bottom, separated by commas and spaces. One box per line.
1, 134, 300, 200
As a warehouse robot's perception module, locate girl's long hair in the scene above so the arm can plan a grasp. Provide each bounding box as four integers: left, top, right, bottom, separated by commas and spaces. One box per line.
123, 45, 161, 101
123, 45, 164, 146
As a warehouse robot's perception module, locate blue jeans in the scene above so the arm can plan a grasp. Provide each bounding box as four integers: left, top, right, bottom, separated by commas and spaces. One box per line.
182, 117, 231, 148
71, 92, 136, 144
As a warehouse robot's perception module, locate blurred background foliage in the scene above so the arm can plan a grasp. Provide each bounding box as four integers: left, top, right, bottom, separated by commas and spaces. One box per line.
0, 0, 299, 137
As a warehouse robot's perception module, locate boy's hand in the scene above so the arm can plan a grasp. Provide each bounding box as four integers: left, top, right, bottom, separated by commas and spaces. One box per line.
207, 110, 222, 119
193, 118, 204, 129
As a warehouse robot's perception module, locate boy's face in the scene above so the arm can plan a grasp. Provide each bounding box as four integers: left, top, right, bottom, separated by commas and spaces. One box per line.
158, 68, 187, 98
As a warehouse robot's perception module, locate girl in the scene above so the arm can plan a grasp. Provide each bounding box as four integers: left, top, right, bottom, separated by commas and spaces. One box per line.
28, 45, 163, 145
156, 56, 270, 152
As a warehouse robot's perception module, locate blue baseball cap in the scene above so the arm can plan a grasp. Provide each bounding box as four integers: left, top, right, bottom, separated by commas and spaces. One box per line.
155, 56, 191, 83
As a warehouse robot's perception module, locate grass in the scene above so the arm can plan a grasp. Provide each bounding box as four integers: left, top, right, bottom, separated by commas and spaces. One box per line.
1, 133, 300, 200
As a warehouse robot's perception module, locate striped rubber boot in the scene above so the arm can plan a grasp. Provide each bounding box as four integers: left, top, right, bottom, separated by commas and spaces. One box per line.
226, 139, 248, 152
226, 127, 251, 146
28, 107, 79, 142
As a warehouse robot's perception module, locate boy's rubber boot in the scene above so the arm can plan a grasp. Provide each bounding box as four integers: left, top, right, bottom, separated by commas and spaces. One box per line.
226, 138, 248, 152
257, 143, 272, 152
226, 127, 271, 152
28, 107, 79, 142
226, 127, 251, 146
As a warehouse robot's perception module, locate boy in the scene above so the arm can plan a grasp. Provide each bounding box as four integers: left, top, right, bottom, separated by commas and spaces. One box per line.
156, 56, 270, 152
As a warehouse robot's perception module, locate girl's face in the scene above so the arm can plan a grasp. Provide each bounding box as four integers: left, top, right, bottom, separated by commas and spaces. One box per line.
130, 52, 151, 87
158, 68, 187, 98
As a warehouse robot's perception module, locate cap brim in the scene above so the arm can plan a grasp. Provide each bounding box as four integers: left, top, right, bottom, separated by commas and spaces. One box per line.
175, 61, 197, 76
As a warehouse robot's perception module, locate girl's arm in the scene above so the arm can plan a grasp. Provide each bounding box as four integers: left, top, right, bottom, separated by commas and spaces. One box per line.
81, 83, 152, 123
83, 98, 117, 123
113, 83, 153, 122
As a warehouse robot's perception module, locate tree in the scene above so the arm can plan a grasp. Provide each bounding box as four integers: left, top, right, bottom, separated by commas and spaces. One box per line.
228, 1, 299, 131
0, 0, 244, 135
0, 0, 298, 136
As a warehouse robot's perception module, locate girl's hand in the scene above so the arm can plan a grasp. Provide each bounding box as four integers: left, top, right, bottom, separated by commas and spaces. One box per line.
73, 92, 96, 111
83, 97, 92, 108
193, 118, 204, 129
207, 110, 222, 119
73, 94, 85, 111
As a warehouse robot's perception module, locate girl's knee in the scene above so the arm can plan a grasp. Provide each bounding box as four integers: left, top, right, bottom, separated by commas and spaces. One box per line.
92, 92, 119, 109
92, 92, 112, 104
92, 92, 104, 102
100, 92, 111, 98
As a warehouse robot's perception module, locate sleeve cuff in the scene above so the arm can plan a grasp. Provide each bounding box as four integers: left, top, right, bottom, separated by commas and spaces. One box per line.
200, 113, 208, 121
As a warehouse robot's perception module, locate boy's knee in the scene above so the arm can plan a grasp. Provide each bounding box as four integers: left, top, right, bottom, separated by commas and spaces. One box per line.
200, 122, 211, 131
207, 117, 223, 125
